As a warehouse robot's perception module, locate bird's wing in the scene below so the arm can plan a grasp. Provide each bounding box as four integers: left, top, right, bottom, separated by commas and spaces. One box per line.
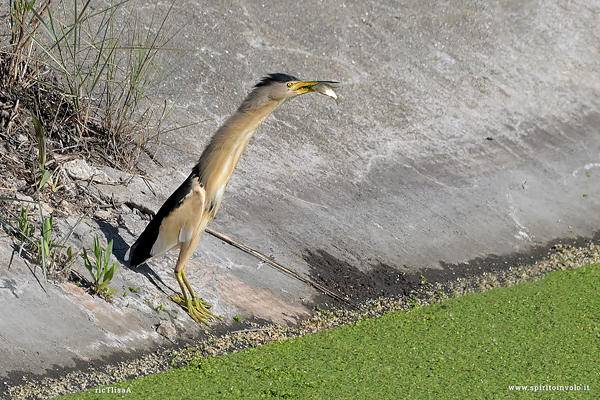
151, 180, 205, 257
127, 174, 205, 266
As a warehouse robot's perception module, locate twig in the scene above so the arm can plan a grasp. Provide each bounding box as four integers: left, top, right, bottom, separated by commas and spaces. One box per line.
8, 248, 15, 271
124, 200, 350, 304
6, 99, 19, 136
141, 176, 157, 197
205, 228, 350, 304
22, 253, 48, 296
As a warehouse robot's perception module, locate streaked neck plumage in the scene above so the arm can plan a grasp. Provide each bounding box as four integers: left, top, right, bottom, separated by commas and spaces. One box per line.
194, 97, 281, 215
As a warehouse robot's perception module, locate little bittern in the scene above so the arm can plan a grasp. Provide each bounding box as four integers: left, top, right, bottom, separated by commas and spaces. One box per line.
125, 73, 338, 325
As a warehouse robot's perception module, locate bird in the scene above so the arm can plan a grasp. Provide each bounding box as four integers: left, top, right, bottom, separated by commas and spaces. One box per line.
125, 73, 339, 325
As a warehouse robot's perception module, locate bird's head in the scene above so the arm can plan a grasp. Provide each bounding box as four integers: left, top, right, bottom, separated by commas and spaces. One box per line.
241, 73, 339, 111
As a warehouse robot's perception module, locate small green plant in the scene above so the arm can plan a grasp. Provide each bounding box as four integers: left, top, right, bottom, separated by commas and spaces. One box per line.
38, 214, 52, 278
82, 236, 118, 298
17, 204, 34, 239
233, 315, 241, 323
37, 214, 76, 280
32, 114, 62, 192
129, 286, 139, 293
10, 204, 38, 260
1, 198, 76, 281
407, 298, 420, 309
155, 304, 166, 312
419, 275, 428, 285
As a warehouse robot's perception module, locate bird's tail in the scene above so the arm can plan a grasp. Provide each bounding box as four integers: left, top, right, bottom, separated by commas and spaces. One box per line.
124, 247, 132, 263
124, 241, 146, 267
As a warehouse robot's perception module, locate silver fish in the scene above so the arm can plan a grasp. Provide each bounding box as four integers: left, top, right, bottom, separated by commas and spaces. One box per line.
314, 82, 339, 103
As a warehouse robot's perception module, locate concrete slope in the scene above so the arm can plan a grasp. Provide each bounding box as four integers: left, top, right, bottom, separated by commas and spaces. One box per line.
130, 0, 600, 296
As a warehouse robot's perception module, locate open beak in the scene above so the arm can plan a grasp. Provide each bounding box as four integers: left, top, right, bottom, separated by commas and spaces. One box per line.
290, 80, 339, 101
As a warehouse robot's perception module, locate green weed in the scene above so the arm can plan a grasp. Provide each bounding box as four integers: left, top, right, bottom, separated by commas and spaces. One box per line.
1, 197, 77, 281
37, 213, 77, 280
17, 204, 34, 239
82, 236, 118, 298
32, 114, 62, 192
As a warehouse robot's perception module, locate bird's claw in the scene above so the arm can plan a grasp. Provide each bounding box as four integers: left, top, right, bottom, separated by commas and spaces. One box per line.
173, 294, 221, 326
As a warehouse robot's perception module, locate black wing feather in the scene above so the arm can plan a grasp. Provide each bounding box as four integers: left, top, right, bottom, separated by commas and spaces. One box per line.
127, 172, 197, 267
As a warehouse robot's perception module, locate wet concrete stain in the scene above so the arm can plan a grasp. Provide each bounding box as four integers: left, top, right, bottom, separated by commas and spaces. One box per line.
303, 249, 418, 304
304, 231, 600, 305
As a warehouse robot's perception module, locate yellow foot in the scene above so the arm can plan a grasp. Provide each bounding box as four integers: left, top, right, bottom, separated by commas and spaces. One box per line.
173, 294, 222, 326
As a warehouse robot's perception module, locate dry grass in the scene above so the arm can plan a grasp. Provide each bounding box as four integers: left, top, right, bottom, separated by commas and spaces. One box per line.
0, 0, 176, 200
0, 0, 176, 283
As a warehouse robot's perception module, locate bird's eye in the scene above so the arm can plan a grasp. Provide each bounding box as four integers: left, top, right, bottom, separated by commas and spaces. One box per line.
287, 82, 293, 88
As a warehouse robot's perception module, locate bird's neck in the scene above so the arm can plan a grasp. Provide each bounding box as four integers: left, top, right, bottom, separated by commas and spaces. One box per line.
196, 102, 279, 212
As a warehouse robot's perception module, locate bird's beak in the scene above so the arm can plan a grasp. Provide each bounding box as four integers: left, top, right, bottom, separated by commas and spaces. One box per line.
290, 80, 339, 101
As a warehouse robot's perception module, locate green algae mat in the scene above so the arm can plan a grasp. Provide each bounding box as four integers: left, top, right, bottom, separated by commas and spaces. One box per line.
64, 264, 599, 399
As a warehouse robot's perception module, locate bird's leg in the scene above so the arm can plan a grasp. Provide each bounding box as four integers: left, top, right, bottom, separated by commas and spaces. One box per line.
172, 229, 221, 325
180, 270, 221, 318
173, 270, 221, 325
180, 270, 218, 311
173, 270, 202, 323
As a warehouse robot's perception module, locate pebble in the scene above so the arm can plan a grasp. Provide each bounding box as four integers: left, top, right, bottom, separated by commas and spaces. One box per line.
156, 320, 177, 340
63, 159, 114, 184
93, 209, 113, 221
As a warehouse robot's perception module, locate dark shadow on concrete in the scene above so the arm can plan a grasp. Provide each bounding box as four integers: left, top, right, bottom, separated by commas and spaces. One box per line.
95, 219, 128, 263
8, 244, 49, 295
305, 232, 600, 306
95, 219, 175, 296
130, 262, 175, 297
428, 231, 600, 285
303, 249, 419, 303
